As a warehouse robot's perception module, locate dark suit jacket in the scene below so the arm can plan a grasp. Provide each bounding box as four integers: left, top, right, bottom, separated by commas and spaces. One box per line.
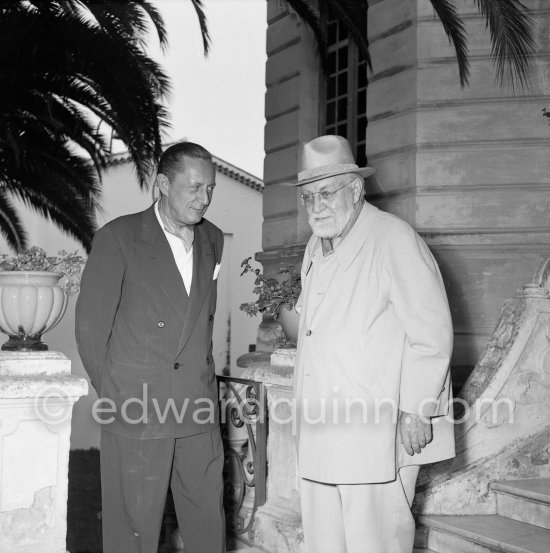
75, 205, 224, 439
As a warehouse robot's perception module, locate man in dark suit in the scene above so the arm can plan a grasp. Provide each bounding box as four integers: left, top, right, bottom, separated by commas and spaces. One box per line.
76, 142, 225, 553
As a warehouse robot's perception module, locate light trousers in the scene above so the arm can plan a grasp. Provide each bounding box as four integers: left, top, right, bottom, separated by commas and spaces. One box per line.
300, 465, 420, 553
100, 427, 225, 553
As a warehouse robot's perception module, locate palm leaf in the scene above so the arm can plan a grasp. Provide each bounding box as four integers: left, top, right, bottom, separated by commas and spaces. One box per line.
284, 0, 328, 72
430, 0, 470, 86
0, 193, 27, 252
0, 0, 175, 250
324, 0, 371, 70
473, 0, 535, 89
189, 0, 211, 55
286, 0, 371, 72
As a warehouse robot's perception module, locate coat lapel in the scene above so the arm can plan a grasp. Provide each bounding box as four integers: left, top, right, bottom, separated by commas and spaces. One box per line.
176, 222, 215, 354
136, 205, 189, 321
304, 204, 378, 329
304, 244, 339, 329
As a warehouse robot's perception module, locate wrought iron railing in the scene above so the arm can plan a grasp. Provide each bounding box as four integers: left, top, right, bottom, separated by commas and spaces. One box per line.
160, 375, 267, 550
218, 375, 267, 544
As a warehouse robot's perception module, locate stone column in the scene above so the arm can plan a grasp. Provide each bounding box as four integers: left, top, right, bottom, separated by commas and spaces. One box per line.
0, 352, 88, 553
242, 349, 304, 553
257, 0, 322, 352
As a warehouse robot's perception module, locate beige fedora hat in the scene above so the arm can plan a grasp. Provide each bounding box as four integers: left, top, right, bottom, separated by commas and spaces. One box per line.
286, 135, 375, 186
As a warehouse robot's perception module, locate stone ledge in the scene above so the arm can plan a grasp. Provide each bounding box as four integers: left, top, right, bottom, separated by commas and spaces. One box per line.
270, 348, 296, 367
239, 349, 296, 388
243, 364, 294, 389
0, 375, 88, 399
237, 351, 272, 369
0, 351, 71, 376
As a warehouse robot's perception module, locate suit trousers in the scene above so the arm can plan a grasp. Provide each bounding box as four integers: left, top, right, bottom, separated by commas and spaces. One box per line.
100, 427, 225, 553
300, 465, 420, 553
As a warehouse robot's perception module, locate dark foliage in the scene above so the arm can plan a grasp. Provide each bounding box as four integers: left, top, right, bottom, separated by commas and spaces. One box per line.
0, 0, 174, 251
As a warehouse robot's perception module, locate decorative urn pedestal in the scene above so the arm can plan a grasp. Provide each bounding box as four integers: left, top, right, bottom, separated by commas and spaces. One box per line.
0, 351, 88, 553
0, 272, 68, 351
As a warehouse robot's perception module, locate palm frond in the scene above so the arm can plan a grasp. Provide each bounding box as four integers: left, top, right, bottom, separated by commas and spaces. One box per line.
136, 0, 169, 51
324, 0, 371, 70
473, 0, 535, 89
0, 193, 27, 252
0, 0, 174, 249
189, 0, 211, 55
285, 0, 328, 72
429, 0, 470, 86
2, 137, 99, 252
286, 0, 371, 72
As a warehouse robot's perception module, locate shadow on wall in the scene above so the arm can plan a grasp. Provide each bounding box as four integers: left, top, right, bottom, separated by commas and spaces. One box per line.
67, 449, 102, 553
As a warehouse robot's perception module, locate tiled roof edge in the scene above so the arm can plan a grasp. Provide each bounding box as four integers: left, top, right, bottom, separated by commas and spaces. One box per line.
105, 146, 263, 193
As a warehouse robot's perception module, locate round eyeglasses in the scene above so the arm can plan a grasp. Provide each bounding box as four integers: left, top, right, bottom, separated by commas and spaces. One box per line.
299, 182, 349, 207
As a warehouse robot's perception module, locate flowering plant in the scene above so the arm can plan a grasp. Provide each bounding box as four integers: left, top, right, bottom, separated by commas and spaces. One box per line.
0, 246, 86, 296
239, 257, 301, 318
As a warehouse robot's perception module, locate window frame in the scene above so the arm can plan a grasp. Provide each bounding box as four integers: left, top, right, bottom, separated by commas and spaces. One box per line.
319, 6, 368, 167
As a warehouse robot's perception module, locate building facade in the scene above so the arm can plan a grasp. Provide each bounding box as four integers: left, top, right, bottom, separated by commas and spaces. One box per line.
260, 0, 550, 383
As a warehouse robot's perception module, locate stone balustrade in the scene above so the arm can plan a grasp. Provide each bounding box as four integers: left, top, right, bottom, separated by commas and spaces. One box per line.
416, 257, 550, 515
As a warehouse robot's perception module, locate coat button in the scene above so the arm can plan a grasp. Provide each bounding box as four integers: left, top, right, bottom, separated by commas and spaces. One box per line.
305, 330, 312, 336
158, 321, 165, 328
209, 315, 214, 321
174, 362, 180, 370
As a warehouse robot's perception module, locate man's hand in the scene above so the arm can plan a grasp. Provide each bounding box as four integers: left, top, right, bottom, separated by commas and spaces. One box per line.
398, 410, 432, 456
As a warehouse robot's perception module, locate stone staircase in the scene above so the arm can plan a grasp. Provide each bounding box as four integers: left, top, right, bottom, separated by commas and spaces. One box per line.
229, 261, 550, 553
415, 479, 550, 552
228, 481, 550, 553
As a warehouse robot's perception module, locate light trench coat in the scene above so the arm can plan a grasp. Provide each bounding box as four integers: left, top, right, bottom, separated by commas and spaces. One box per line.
294, 202, 455, 484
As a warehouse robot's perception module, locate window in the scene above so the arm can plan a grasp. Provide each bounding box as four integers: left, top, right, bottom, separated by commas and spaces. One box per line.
322, 7, 368, 167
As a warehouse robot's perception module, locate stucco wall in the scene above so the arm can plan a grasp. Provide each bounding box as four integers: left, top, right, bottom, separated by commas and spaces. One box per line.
0, 156, 262, 449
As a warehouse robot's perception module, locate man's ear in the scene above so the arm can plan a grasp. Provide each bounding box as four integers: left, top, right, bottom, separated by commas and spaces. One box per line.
157, 173, 169, 196
352, 178, 364, 203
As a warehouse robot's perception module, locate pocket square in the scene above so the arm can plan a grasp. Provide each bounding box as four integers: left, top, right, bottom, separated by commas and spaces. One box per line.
213, 263, 221, 280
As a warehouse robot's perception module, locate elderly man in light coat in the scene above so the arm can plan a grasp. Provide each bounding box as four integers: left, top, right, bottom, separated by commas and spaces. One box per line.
290, 135, 455, 553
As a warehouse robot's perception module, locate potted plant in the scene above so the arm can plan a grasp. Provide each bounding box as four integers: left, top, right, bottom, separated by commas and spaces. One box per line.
239, 257, 302, 344
0, 246, 85, 351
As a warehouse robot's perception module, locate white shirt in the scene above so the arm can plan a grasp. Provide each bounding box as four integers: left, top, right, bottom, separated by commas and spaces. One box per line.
154, 201, 193, 294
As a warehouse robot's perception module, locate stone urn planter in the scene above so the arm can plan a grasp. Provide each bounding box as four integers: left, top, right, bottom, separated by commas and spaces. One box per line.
240, 257, 302, 347
0, 271, 68, 351
278, 304, 300, 344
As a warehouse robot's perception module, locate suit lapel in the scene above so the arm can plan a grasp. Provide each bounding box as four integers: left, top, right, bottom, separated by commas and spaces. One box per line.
137, 205, 189, 321
176, 222, 215, 354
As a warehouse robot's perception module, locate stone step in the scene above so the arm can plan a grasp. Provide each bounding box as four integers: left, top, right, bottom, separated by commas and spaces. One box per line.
418, 515, 550, 553
229, 544, 437, 552
491, 479, 550, 530
227, 549, 265, 553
